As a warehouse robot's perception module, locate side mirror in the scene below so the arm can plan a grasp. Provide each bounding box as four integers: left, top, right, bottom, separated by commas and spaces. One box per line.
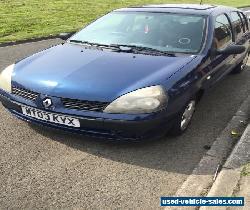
215, 44, 246, 55
58, 32, 75, 40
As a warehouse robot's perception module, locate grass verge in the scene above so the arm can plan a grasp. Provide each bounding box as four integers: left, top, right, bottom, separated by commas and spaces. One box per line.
241, 163, 250, 176
0, 0, 249, 43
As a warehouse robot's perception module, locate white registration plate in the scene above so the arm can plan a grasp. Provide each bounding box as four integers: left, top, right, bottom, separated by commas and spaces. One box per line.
21, 106, 80, 128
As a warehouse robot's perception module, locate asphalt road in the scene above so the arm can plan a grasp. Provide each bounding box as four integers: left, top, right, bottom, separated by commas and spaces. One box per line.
0, 39, 249, 209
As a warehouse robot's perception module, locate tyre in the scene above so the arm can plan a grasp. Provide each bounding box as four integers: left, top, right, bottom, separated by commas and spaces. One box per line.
169, 98, 196, 136
231, 54, 249, 74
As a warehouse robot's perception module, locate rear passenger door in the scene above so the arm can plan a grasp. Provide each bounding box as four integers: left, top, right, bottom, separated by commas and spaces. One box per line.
230, 11, 248, 64
208, 14, 234, 85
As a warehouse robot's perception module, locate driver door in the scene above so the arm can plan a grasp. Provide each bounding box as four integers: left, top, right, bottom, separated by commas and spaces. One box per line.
207, 14, 234, 86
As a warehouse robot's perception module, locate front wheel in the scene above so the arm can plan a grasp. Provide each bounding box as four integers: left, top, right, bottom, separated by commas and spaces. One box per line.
169, 99, 196, 136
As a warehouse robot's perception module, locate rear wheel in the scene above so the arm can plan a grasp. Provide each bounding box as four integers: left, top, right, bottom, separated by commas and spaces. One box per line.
231, 54, 248, 74
169, 99, 196, 136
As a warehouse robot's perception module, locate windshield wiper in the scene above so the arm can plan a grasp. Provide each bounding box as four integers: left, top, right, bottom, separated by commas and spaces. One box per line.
69, 41, 175, 56
69, 40, 112, 48
69, 40, 101, 46
69, 40, 121, 50
111, 44, 176, 56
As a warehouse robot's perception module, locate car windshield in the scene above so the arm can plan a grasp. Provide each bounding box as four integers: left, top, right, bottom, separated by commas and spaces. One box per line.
69, 12, 207, 54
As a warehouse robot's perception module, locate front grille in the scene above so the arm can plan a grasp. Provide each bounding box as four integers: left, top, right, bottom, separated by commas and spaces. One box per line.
61, 98, 108, 112
12, 86, 39, 101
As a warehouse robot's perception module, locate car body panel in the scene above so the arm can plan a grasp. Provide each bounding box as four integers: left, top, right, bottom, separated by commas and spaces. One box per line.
13, 43, 196, 102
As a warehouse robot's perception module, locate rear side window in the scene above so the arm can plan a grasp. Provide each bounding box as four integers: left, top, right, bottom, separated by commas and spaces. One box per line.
214, 14, 232, 50
239, 12, 249, 31
231, 12, 244, 40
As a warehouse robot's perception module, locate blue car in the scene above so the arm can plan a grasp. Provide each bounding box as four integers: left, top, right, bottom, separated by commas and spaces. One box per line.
0, 4, 249, 141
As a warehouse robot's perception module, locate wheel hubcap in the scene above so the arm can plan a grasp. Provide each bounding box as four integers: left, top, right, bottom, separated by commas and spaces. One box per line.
181, 100, 196, 131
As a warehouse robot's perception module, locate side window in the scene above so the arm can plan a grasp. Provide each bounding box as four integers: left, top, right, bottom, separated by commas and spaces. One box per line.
231, 12, 244, 40
214, 14, 232, 50
238, 12, 246, 32
240, 12, 249, 31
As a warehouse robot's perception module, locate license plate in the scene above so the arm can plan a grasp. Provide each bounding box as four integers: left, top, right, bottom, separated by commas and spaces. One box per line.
21, 106, 80, 128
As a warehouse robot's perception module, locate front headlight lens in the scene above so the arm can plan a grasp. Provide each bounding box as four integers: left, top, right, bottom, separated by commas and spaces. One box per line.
0, 64, 15, 93
104, 85, 168, 114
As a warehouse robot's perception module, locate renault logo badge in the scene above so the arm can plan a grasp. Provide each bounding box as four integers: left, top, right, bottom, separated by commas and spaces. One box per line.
43, 98, 52, 108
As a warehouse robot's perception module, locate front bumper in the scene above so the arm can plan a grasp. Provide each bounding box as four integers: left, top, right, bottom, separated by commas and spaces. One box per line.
0, 90, 174, 141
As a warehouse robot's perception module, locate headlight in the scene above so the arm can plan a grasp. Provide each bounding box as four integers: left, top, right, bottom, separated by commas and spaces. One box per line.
0, 64, 15, 93
104, 85, 168, 114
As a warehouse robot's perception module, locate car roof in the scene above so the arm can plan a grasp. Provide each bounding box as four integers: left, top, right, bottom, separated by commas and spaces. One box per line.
114, 4, 241, 16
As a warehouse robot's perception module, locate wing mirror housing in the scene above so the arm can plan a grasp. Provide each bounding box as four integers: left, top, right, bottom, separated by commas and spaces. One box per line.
58, 32, 75, 40
215, 44, 246, 55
